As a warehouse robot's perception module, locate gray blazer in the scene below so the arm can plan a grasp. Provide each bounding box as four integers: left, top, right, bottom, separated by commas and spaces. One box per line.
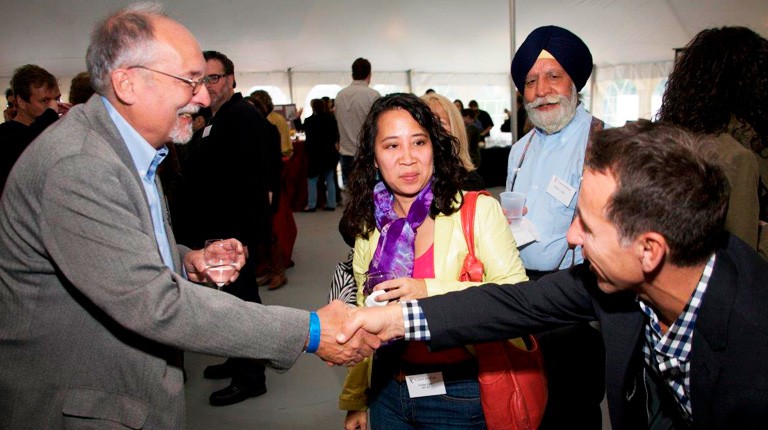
0, 96, 309, 429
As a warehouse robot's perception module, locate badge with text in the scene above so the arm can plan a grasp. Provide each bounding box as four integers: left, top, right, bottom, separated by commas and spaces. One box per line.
202, 124, 212, 138
546, 175, 577, 207
405, 372, 447, 398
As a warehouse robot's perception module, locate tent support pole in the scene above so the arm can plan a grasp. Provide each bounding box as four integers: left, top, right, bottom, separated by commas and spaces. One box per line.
287, 67, 294, 103
407, 69, 413, 94
590, 64, 597, 113
509, 0, 517, 142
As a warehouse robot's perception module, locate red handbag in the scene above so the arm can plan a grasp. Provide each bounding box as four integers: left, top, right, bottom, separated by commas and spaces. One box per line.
459, 191, 548, 430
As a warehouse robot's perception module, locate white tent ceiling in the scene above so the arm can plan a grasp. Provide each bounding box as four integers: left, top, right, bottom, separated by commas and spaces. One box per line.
2, 0, 767, 80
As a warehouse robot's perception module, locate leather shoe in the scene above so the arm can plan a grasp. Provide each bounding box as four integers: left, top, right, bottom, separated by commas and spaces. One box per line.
209, 383, 267, 406
203, 362, 233, 380
256, 273, 271, 286
268, 272, 287, 290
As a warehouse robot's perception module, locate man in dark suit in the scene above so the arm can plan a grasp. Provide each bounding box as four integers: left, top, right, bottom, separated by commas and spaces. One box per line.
0, 4, 377, 428
176, 49, 274, 406
0, 64, 67, 194
342, 121, 768, 429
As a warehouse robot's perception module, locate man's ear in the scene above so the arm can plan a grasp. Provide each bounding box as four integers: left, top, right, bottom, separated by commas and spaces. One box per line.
637, 232, 667, 273
111, 69, 139, 105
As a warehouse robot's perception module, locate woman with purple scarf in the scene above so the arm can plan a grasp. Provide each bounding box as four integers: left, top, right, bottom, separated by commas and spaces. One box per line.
338, 93, 528, 430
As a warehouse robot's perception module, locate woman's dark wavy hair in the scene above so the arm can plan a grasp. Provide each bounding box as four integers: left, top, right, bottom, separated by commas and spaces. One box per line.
657, 26, 768, 152
340, 93, 467, 240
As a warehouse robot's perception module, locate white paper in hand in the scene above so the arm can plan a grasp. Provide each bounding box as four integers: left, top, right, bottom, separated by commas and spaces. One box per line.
365, 289, 388, 307
510, 217, 540, 247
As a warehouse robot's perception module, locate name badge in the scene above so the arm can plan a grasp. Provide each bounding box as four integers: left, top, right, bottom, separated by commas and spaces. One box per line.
405, 372, 447, 398
546, 175, 577, 207
202, 124, 212, 138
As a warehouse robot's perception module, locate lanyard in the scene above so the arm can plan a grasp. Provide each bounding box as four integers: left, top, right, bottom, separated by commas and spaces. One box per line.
508, 132, 536, 192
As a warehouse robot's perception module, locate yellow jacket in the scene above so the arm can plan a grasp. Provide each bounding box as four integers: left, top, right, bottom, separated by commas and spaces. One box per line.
267, 111, 293, 157
339, 192, 528, 410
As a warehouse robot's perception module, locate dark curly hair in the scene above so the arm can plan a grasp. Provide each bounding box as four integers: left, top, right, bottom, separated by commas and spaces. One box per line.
657, 26, 768, 153
340, 93, 467, 241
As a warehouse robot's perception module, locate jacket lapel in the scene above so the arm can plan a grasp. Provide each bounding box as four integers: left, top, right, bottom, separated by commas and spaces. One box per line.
689, 249, 736, 425
599, 298, 646, 426
84, 97, 177, 270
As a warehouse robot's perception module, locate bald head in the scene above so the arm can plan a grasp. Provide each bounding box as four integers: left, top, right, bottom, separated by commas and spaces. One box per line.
86, 2, 204, 97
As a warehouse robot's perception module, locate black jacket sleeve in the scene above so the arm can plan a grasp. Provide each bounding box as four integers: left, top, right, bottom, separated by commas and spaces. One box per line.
420, 264, 600, 349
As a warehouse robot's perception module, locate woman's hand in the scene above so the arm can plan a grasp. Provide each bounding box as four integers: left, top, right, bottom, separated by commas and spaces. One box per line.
372, 277, 428, 302
345, 410, 368, 430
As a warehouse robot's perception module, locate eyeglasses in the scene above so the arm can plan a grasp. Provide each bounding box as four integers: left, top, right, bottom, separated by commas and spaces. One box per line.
129, 66, 209, 95
205, 74, 230, 85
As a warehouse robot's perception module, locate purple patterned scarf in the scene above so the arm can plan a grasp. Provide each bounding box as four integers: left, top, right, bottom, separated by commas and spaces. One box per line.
365, 179, 433, 295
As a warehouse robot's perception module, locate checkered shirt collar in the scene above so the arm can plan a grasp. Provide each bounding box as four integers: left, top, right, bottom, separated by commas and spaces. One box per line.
639, 253, 716, 421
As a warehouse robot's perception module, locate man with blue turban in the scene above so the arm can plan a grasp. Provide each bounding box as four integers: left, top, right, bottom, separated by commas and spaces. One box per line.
505, 25, 605, 430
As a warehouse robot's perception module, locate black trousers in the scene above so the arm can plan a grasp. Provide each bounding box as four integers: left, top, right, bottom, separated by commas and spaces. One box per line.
220, 258, 266, 387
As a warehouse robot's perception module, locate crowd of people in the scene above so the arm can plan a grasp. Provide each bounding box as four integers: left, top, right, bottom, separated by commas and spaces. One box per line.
1, 2, 767, 429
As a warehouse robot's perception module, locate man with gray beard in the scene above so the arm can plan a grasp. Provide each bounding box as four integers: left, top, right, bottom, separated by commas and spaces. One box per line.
505, 25, 606, 429
0, 5, 378, 427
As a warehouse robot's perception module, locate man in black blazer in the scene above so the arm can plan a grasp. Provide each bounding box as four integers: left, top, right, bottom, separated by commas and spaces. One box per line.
342, 121, 768, 429
176, 50, 273, 407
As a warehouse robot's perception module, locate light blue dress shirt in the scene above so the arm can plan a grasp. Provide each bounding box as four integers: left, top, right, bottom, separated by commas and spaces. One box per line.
101, 97, 175, 270
506, 103, 594, 271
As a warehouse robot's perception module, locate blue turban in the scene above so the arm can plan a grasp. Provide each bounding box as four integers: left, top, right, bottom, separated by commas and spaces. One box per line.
511, 26, 593, 92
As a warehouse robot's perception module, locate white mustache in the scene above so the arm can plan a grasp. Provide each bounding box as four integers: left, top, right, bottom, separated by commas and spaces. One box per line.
526, 96, 563, 109
176, 104, 199, 116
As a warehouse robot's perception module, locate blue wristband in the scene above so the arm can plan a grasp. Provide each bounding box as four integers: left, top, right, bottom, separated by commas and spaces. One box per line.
305, 311, 321, 354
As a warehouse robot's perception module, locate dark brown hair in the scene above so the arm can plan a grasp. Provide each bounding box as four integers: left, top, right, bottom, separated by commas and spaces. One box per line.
587, 120, 729, 266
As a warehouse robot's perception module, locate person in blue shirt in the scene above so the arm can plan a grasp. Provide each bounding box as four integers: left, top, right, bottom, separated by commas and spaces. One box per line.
505, 25, 606, 429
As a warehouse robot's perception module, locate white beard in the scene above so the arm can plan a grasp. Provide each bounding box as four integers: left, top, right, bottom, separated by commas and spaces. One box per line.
169, 104, 199, 144
525, 89, 578, 134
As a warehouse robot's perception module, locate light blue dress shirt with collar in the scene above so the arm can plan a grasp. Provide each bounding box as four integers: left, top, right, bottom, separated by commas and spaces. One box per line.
101, 96, 175, 270
505, 103, 595, 271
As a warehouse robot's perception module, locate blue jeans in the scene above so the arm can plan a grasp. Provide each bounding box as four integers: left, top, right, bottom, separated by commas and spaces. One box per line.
307, 169, 337, 209
369, 377, 486, 430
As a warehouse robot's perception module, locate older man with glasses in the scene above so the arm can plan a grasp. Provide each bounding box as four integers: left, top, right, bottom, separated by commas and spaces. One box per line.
0, 3, 378, 428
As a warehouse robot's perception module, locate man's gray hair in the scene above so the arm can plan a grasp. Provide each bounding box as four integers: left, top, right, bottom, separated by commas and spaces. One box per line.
86, 2, 166, 95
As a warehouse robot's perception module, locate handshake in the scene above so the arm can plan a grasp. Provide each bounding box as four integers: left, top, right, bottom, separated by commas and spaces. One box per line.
312, 300, 407, 366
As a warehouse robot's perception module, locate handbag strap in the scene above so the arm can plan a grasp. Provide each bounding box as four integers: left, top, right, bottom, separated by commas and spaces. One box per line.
460, 190, 491, 258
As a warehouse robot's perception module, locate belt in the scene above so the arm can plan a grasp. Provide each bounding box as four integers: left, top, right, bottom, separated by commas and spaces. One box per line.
392, 360, 479, 383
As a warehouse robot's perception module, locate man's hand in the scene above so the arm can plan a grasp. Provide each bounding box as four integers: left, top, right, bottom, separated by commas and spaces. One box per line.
57, 101, 73, 116
336, 304, 405, 346
315, 300, 381, 366
183, 238, 246, 285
